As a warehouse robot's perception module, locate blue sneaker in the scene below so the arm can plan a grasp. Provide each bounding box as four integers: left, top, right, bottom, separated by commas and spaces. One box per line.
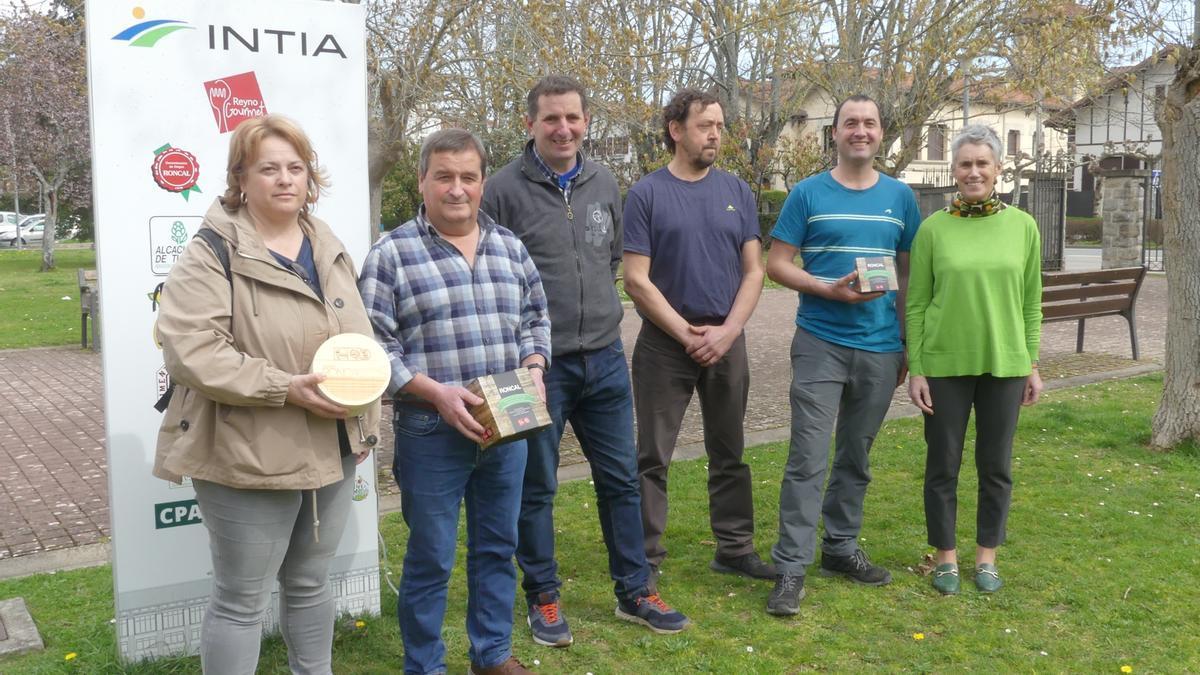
615, 592, 690, 634
527, 592, 572, 647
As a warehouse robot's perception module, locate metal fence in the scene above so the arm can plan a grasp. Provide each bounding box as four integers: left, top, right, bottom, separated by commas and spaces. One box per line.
1029, 173, 1067, 272
1142, 174, 1165, 271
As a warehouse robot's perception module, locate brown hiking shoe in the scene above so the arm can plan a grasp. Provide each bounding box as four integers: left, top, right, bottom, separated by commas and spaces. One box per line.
470, 656, 535, 674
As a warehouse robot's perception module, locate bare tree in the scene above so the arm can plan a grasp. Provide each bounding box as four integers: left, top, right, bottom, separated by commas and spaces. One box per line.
1151, 38, 1200, 447
0, 7, 90, 271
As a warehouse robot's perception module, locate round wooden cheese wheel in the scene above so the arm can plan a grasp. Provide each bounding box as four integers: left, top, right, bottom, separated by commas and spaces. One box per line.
311, 333, 389, 410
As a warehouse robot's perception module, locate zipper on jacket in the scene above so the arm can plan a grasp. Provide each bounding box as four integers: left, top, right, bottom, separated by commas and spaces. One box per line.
562, 189, 585, 352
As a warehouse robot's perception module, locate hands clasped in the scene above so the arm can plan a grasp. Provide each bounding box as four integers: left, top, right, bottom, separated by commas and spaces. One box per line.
684, 323, 739, 367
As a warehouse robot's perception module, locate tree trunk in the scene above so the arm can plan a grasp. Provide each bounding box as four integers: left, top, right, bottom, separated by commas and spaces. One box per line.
1150, 47, 1200, 449
39, 185, 57, 271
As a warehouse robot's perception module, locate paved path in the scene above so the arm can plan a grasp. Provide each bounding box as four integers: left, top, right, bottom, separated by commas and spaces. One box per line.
0, 275, 1167, 569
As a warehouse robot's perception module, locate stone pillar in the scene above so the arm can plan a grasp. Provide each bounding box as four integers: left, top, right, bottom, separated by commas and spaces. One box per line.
1099, 169, 1148, 269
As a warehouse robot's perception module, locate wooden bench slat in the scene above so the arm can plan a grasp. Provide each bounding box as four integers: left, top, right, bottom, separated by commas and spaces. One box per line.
1042, 297, 1132, 321
1042, 267, 1144, 286
1042, 281, 1140, 303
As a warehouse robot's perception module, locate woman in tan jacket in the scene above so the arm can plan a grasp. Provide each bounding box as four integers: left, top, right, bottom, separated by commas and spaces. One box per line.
154, 115, 380, 674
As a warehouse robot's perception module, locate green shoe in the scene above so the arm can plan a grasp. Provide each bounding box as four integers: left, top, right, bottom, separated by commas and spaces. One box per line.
932, 563, 960, 595
975, 563, 1003, 593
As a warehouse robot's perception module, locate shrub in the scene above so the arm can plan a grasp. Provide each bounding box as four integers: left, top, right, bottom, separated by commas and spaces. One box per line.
1066, 216, 1102, 242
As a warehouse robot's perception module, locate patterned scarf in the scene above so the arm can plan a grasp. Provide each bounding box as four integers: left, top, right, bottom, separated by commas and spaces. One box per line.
946, 191, 1005, 218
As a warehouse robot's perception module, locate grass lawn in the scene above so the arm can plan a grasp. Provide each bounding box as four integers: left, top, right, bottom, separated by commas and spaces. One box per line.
1, 374, 1197, 673
0, 249, 97, 349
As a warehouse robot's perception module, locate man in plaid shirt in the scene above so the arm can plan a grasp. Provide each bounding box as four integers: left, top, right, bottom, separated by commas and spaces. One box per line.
359, 128, 550, 675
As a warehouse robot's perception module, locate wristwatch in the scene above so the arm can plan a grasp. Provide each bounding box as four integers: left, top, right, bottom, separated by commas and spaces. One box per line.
526, 362, 547, 373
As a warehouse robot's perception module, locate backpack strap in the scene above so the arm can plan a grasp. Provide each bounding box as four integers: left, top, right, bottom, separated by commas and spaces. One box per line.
153, 229, 234, 413
194, 228, 232, 281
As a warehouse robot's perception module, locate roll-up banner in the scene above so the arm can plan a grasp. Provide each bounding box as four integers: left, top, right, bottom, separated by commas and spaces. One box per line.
84, 0, 378, 661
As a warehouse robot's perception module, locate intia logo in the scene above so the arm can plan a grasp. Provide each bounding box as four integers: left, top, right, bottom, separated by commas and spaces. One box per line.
112, 7, 193, 48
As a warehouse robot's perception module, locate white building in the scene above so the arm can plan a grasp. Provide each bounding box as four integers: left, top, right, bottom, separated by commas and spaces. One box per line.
1066, 48, 1177, 215
767, 80, 1069, 194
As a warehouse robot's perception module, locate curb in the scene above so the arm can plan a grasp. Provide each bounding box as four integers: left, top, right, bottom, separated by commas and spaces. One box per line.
0, 363, 1163, 582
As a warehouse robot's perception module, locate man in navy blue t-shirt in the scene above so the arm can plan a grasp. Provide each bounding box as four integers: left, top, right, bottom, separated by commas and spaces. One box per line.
623, 89, 774, 591
764, 95, 920, 616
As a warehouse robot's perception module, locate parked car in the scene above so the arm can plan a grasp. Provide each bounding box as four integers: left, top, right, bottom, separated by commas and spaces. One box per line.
0, 212, 19, 236
2, 221, 44, 246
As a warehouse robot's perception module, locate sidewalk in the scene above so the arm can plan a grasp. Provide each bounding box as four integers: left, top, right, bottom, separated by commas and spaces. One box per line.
0, 275, 1167, 576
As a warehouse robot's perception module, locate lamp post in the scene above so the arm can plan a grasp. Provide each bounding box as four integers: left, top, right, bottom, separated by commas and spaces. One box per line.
4, 112, 21, 251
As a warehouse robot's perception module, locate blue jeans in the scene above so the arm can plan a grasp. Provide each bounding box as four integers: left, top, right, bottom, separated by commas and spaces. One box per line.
392, 403, 527, 674
517, 339, 650, 603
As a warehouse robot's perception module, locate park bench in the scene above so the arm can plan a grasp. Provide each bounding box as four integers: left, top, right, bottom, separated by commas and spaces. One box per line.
1041, 266, 1147, 360
78, 269, 99, 350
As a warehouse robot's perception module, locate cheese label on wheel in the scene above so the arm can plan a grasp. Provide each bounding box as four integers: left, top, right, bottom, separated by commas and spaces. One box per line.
312, 333, 390, 411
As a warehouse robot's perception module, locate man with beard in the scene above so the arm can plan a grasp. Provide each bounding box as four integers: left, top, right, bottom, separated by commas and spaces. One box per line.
764, 94, 920, 616
623, 89, 772, 589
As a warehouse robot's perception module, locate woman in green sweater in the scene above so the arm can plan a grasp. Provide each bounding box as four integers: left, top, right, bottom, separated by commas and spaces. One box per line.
905, 124, 1043, 595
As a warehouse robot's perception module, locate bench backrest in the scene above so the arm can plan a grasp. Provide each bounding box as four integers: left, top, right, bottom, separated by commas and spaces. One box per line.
78, 268, 98, 289
1041, 266, 1146, 322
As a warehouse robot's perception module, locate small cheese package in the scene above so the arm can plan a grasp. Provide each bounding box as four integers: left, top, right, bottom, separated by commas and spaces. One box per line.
854, 256, 899, 293
466, 368, 552, 449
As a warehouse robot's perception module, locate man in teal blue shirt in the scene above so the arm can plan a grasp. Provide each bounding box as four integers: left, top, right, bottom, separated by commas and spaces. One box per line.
763, 95, 920, 616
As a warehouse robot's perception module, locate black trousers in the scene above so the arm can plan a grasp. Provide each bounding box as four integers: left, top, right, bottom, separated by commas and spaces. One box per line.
632, 320, 755, 567
923, 374, 1026, 550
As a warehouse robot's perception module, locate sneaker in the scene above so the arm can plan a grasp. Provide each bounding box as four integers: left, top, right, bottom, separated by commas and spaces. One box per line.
527, 592, 572, 647
470, 656, 535, 674
710, 551, 777, 580
819, 549, 893, 586
766, 573, 806, 616
615, 592, 690, 634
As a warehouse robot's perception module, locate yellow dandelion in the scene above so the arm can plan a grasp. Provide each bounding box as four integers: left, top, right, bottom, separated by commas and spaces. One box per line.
912, 633, 925, 641
355, 620, 366, 629
1121, 667, 1133, 674
65, 652, 78, 661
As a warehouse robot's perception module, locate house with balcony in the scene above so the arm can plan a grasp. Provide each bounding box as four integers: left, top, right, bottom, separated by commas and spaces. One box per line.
1065, 47, 1176, 216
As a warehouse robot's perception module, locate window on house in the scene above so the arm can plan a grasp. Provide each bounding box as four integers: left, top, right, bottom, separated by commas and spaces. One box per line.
926, 124, 946, 161
1007, 129, 1020, 157
822, 124, 834, 152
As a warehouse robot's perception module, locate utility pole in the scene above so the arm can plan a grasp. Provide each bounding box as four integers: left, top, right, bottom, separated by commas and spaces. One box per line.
961, 61, 970, 127
5, 112, 20, 251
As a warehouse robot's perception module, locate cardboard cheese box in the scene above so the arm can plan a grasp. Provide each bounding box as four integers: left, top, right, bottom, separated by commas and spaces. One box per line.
854, 256, 900, 293
466, 368, 552, 449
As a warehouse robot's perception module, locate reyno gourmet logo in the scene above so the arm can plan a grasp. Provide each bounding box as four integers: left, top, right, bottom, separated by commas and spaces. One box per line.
204, 72, 268, 134
112, 7, 194, 47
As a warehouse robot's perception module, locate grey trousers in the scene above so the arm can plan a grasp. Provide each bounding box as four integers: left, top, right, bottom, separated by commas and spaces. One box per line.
633, 320, 756, 567
923, 374, 1026, 549
192, 453, 356, 675
772, 327, 902, 575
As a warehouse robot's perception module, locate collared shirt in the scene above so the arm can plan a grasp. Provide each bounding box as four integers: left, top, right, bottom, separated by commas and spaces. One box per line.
530, 146, 583, 202
358, 207, 552, 396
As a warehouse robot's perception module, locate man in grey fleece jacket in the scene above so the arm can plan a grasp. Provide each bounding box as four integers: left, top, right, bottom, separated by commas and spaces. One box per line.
482, 75, 689, 647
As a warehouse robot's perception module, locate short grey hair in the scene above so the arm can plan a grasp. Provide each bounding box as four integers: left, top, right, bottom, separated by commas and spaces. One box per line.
419, 128, 488, 178
951, 124, 1003, 165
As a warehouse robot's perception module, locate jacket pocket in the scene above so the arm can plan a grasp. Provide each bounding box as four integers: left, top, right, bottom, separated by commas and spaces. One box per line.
393, 407, 440, 437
